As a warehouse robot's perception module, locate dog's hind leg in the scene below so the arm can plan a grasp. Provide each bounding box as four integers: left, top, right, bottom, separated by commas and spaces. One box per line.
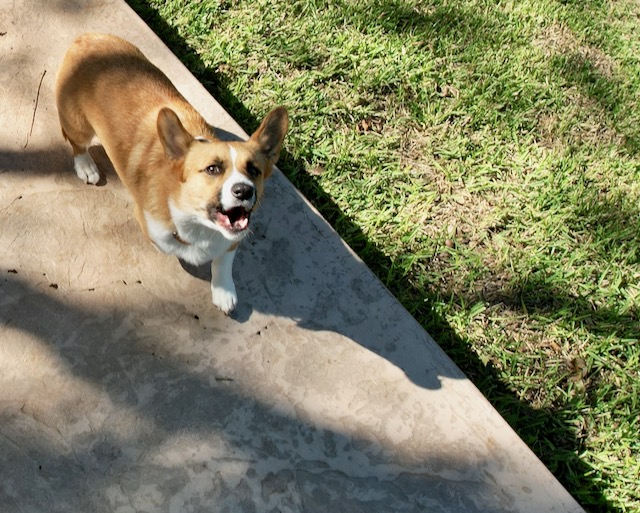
72, 151, 101, 185
59, 115, 101, 185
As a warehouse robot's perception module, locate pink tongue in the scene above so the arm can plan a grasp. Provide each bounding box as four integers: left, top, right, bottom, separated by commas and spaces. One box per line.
216, 212, 233, 229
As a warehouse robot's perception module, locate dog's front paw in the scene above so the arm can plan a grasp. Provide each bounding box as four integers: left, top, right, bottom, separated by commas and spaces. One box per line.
210, 250, 238, 314
211, 283, 238, 314
73, 152, 101, 185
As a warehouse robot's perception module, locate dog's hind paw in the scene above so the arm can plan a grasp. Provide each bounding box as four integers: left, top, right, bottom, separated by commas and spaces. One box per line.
73, 152, 100, 185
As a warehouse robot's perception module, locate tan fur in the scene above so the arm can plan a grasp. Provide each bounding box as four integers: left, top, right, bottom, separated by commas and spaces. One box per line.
55, 33, 288, 312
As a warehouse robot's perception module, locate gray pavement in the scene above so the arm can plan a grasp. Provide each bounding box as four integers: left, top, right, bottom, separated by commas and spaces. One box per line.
0, 1, 584, 512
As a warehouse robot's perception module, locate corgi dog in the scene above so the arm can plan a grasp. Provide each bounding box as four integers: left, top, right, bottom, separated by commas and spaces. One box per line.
55, 33, 288, 313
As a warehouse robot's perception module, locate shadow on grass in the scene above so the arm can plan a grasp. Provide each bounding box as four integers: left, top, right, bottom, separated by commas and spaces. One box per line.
551, 52, 640, 155
124, 2, 627, 510
490, 186, 639, 333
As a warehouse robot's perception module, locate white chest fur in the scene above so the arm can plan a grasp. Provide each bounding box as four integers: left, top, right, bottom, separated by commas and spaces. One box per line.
143, 209, 232, 266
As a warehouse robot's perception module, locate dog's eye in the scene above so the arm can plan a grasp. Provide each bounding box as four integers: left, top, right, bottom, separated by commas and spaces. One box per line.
246, 163, 261, 178
204, 164, 222, 175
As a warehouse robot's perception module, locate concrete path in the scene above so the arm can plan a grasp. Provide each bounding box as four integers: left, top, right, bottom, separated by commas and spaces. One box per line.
0, 1, 584, 512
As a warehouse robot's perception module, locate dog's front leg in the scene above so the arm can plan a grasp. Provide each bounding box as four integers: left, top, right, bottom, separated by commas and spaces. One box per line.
210, 248, 238, 314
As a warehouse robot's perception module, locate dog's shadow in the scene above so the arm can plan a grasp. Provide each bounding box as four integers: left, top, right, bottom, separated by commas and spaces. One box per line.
179, 260, 211, 282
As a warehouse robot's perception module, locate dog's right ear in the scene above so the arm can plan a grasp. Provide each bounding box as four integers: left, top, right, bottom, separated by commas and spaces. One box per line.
157, 108, 192, 160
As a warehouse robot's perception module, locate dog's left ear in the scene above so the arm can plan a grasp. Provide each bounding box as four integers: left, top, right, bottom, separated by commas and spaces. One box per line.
250, 106, 289, 165
157, 107, 193, 160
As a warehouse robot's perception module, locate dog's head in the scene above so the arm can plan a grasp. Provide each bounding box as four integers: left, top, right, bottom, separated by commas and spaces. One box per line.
158, 106, 289, 241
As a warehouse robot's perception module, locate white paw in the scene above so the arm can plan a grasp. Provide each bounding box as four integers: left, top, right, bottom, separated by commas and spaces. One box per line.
73, 152, 100, 184
211, 282, 238, 314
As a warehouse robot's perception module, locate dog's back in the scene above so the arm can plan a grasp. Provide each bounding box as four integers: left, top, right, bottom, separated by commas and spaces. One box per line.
55, 33, 210, 186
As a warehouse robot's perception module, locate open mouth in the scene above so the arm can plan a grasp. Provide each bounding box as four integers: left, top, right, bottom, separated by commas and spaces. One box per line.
214, 206, 252, 232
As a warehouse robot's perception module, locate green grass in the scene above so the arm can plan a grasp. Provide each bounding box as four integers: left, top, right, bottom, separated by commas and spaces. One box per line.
127, 0, 640, 510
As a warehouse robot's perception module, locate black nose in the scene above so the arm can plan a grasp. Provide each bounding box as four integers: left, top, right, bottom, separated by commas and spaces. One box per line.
231, 183, 255, 201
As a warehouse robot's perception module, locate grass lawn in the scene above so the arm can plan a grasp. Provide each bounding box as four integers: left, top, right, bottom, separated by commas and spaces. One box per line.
127, 0, 640, 510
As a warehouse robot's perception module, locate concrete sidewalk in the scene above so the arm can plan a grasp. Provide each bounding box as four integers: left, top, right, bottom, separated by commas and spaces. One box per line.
0, 1, 584, 512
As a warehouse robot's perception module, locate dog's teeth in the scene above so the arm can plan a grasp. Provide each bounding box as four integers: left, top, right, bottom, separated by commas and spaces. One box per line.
235, 216, 249, 230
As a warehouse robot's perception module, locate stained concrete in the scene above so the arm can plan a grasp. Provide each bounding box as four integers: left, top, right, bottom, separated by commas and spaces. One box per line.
0, 1, 585, 512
